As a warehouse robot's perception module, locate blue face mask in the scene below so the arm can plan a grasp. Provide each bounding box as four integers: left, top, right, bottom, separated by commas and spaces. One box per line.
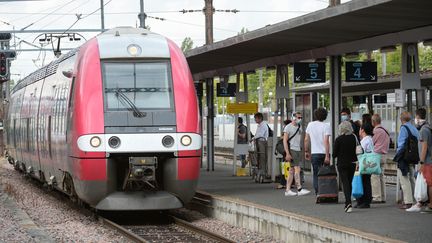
341, 115, 349, 121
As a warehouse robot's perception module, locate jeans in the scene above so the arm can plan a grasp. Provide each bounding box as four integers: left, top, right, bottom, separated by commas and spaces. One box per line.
311, 154, 325, 194
357, 174, 372, 206
338, 163, 356, 206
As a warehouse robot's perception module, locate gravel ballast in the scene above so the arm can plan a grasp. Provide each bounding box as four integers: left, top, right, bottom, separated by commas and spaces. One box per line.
0, 159, 125, 242
1, 158, 281, 242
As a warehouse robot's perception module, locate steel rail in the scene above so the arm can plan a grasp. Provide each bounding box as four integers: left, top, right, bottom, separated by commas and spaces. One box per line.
169, 215, 236, 243
100, 217, 149, 243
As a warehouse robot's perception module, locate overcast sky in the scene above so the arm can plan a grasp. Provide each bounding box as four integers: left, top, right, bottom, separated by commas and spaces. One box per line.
0, 0, 350, 79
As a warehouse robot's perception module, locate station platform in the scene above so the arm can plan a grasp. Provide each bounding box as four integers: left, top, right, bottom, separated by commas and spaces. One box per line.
195, 162, 432, 243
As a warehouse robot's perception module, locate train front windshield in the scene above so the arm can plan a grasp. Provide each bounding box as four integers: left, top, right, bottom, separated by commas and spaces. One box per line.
102, 62, 174, 111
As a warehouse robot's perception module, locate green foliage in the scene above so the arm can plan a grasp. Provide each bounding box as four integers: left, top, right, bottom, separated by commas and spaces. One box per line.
181, 37, 194, 53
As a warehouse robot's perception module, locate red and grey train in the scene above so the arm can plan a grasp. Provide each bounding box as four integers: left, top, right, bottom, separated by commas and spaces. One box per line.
5, 27, 201, 210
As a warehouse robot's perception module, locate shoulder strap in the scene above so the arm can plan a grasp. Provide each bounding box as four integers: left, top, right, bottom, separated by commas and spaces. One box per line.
353, 134, 360, 146
288, 125, 301, 142
402, 125, 414, 138
377, 126, 390, 137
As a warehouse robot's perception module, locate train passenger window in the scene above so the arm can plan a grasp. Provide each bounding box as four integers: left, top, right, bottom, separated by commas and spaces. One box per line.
103, 62, 173, 110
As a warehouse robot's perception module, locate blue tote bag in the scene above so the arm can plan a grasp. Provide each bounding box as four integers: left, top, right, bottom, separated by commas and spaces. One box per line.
357, 143, 382, 175
351, 172, 363, 198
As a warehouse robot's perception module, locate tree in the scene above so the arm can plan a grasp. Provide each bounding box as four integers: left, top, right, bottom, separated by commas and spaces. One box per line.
181, 37, 194, 53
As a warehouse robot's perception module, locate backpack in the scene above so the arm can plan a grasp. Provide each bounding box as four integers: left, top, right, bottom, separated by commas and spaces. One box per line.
267, 124, 273, 137
402, 125, 420, 164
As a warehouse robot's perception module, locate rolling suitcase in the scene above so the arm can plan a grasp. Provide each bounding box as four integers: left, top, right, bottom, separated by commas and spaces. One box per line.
316, 164, 338, 203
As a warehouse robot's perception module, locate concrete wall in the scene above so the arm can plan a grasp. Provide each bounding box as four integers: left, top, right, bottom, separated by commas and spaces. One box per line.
192, 191, 404, 243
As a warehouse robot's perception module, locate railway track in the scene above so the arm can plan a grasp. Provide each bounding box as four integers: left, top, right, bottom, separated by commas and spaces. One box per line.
100, 213, 235, 243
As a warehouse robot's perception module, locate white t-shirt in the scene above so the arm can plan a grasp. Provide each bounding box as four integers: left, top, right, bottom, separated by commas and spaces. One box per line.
284, 123, 302, 151
305, 121, 331, 154
361, 135, 373, 153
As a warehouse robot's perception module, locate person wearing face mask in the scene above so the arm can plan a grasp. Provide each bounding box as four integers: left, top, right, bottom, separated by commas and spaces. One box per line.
341, 107, 360, 139
283, 112, 310, 196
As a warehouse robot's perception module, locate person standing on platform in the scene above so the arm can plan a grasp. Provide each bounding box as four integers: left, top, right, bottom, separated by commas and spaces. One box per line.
371, 114, 390, 203
252, 112, 269, 174
341, 107, 360, 138
304, 108, 331, 195
237, 117, 248, 168
333, 121, 357, 213
284, 112, 310, 196
407, 108, 432, 212
394, 111, 419, 209
356, 123, 374, 208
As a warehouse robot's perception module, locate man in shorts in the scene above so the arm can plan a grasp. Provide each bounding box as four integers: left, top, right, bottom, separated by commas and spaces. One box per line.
283, 112, 310, 196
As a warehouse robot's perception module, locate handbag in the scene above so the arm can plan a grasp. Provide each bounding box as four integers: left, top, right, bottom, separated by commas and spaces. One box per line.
357, 142, 382, 175
354, 134, 363, 155
351, 171, 363, 198
414, 172, 428, 202
280, 161, 291, 179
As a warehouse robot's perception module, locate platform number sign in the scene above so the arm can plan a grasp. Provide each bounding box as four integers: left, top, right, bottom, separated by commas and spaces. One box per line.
345, 62, 378, 82
293, 63, 326, 83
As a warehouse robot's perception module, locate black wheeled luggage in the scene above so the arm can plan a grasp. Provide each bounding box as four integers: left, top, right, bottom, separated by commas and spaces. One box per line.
316, 165, 338, 203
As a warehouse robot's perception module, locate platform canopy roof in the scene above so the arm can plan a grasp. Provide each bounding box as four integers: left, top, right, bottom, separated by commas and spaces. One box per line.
186, 0, 432, 80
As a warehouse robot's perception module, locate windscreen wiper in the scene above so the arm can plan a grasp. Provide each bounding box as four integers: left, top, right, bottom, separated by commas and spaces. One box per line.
114, 89, 146, 118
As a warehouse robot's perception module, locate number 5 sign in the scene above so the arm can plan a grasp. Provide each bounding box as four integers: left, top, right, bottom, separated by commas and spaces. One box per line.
293, 62, 326, 83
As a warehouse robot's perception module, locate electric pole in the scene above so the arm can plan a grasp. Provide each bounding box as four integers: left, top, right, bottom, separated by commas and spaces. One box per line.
100, 0, 105, 31
139, 0, 147, 29
204, 0, 214, 45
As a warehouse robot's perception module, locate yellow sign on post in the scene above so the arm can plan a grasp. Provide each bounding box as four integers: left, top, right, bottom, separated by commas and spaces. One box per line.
227, 103, 258, 114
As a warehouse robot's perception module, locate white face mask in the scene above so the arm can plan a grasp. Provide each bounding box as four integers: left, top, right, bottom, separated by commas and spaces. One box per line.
415, 118, 425, 126
296, 119, 302, 124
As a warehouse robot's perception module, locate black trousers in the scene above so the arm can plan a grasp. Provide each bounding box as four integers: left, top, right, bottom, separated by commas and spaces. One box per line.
357, 174, 372, 206
338, 163, 356, 206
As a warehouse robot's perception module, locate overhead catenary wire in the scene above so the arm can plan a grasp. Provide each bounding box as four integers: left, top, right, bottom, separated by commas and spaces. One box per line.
147, 15, 238, 33
19, 0, 80, 31
10, 0, 83, 23
38, 0, 92, 30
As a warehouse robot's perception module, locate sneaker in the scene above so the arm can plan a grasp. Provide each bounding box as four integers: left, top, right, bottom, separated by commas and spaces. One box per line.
285, 190, 297, 196
423, 207, 432, 213
406, 204, 422, 212
345, 204, 353, 213
297, 189, 311, 196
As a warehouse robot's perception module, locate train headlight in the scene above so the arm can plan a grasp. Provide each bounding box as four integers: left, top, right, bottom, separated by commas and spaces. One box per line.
181, 135, 192, 146
108, 136, 121, 148
162, 135, 174, 148
90, 136, 101, 148
127, 44, 142, 57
